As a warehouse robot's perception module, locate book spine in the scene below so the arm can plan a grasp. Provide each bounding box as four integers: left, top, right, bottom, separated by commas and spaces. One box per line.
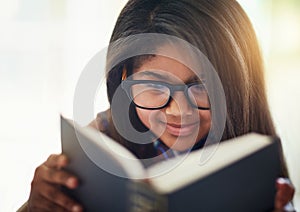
127, 181, 168, 212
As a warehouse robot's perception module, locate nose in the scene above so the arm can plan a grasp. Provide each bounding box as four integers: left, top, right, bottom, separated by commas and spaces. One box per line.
165, 91, 193, 116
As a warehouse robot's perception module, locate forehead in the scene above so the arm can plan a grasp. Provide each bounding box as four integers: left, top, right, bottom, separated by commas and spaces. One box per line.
133, 55, 202, 83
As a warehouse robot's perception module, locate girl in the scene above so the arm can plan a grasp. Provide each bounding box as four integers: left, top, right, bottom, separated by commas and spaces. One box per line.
21, 0, 295, 211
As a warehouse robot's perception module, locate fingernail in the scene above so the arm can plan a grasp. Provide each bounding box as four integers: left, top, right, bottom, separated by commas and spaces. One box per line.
59, 155, 68, 164
72, 205, 82, 212
277, 177, 290, 184
67, 178, 77, 188
277, 177, 286, 184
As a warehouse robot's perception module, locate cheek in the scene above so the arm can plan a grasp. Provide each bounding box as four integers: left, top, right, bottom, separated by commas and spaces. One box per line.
136, 109, 151, 128
198, 111, 211, 134
136, 109, 166, 129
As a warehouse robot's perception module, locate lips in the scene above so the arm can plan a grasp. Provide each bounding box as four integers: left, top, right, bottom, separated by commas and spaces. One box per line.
164, 122, 199, 137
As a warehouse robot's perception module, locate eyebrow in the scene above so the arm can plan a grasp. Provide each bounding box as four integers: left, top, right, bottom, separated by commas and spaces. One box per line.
137, 71, 203, 83
137, 71, 169, 80
186, 76, 203, 84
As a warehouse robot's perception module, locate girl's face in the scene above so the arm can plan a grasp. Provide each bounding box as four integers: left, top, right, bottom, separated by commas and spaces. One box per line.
132, 55, 211, 151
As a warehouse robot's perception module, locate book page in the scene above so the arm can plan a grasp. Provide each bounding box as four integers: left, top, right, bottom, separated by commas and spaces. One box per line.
146, 133, 273, 194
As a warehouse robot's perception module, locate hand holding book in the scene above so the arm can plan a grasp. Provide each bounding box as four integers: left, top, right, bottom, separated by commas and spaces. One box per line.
26, 154, 83, 212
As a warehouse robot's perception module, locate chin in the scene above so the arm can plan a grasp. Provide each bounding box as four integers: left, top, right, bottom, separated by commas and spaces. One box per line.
165, 138, 198, 152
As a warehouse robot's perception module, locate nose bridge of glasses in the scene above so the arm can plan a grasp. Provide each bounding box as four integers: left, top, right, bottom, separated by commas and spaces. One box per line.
169, 86, 192, 109
169, 84, 187, 92
169, 84, 190, 101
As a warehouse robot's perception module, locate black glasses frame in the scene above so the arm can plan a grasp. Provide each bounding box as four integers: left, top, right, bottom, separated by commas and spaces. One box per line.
121, 79, 210, 110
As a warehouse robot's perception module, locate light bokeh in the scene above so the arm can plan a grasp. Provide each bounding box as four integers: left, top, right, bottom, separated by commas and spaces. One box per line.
239, 0, 300, 209
0, 0, 299, 210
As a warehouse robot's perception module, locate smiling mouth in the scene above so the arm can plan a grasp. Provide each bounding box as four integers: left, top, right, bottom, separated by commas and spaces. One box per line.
163, 122, 199, 137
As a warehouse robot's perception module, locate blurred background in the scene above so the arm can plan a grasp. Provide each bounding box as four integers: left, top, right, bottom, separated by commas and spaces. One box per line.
0, 0, 299, 211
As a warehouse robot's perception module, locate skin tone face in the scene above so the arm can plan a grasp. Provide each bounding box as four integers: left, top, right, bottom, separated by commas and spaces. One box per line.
132, 55, 211, 151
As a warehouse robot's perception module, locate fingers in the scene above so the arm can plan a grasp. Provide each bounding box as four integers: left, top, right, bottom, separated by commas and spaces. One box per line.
33, 154, 78, 189
29, 193, 79, 212
28, 153, 83, 211
44, 154, 69, 169
29, 194, 67, 212
274, 178, 295, 209
29, 181, 83, 212
36, 164, 78, 189
39, 182, 82, 211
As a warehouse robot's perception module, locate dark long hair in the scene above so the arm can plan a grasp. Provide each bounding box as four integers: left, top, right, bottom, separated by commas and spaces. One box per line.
104, 0, 288, 176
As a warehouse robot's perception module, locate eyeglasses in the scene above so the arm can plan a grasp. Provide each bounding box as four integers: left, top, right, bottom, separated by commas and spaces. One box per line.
121, 80, 210, 110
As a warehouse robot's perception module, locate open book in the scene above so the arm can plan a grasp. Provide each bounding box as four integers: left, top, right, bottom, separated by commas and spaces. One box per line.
61, 116, 281, 212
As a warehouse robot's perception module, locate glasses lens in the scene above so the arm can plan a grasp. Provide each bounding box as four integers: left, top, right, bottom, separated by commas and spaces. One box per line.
131, 83, 170, 108
188, 84, 210, 108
